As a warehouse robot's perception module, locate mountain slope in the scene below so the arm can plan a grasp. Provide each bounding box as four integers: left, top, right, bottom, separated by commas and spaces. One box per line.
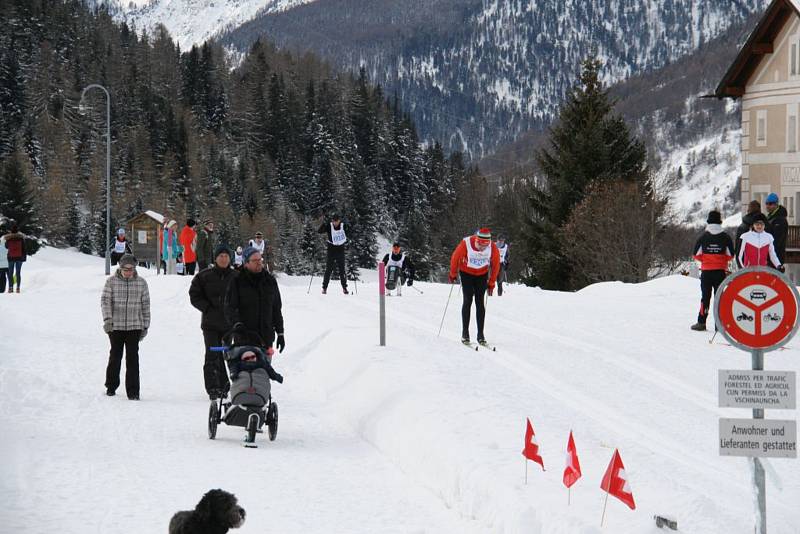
222, 0, 765, 157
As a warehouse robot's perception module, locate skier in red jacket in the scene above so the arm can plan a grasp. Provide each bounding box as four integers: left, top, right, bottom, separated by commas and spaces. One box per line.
690, 210, 734, 332
449, 228, 500, 345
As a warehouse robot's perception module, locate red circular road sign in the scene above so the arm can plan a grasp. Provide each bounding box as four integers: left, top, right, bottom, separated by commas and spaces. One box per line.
715, 267, 800, 351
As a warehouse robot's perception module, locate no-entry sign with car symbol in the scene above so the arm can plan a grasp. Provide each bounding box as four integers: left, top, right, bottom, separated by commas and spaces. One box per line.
715, 267, 800, 351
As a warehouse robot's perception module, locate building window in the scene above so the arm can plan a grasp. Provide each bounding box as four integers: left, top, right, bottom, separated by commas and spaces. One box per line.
788, 104, 798, 153
793, 43, 798, 76
784, 196, 794, 219
756, 109, 767, 147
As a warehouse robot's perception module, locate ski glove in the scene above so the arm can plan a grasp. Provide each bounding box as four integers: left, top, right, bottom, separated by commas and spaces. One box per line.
778, 265, 786, 273
448, 274, 457, 283
276, 334, 285, 353
103, 320, 113, 334
488, 286, 494, 296
406, 278, 413, 286
140, 328, 148, 341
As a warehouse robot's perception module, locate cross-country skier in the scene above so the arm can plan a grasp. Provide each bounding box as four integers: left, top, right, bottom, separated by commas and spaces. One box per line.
110, 228, 133, 266
317, 214, 349, 294
689, 210, 734, 332
449, 228, 500, 345
382, 242, 415, 296
496, 236, 509, 296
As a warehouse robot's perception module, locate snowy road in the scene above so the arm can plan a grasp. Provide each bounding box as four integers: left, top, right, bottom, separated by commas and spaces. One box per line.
1, 248, 798, 533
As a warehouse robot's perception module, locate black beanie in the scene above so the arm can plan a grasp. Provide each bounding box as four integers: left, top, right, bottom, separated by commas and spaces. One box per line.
706, 210, 722, 225
751, 212, 768, 225
214, 244, 232, 259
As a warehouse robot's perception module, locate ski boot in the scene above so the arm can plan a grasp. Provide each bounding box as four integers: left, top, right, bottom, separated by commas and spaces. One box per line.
690, 322, 706, 331
343, 287, 349, 295
321, 288, 327, 294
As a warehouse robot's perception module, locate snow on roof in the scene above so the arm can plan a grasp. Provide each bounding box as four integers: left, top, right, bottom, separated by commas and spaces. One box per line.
144, 210, 165, 224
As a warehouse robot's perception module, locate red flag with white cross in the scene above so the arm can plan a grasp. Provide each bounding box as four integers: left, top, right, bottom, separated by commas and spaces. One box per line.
600, 449, 636, 510
521, 418, 545, 470
563, 430, 582, 488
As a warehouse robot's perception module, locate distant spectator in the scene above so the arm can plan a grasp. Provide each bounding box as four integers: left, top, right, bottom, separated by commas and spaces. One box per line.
4, 224, 26, 293
765, 193, 788, 267
176, 252, 185, 276
739, 212, 783, 271
110, 228, 133, 266
179, 219, 198, 275
0, 229, 9, 293
234, 246, 244, 268
735, 200, 761, 268
101, 254, 150, 400
162, 220, 182, 275
196, 219, 216, 271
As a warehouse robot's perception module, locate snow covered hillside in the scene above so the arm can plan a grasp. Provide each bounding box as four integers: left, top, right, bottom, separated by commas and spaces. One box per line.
100, 0, 316, 50
2, 248, 798, 533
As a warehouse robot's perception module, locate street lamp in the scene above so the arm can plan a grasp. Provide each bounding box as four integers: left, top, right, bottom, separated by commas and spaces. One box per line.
79, 84, 111, 275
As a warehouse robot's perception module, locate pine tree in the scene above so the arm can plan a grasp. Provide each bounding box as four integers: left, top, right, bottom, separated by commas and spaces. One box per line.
0, 149, 41, 237
524, 57, 648, 290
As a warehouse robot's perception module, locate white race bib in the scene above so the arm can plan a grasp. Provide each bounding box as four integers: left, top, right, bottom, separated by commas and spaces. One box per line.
331, 223, 347, 246
464, 237, 490, 269
387, 253, 405, 268
114, 240, 127, 254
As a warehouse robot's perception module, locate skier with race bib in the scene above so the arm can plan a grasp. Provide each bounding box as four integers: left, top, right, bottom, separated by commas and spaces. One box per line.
381, 242, 415, 296
317, 214, 349, 294
110, 228, 133, 266
495, 236, 509, 296
449, 228, 500, 346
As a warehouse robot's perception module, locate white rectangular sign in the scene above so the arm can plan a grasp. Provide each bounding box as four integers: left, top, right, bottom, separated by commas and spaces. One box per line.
719, 370, 796, 409
138, 230, 147, 244
719, 418, 797, 458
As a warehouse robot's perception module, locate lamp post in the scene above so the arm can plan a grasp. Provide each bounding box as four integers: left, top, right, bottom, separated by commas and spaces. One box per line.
80, 84, 111, 275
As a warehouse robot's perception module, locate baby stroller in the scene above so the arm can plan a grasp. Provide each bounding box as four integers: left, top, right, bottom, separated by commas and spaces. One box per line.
208, 330, 282, 448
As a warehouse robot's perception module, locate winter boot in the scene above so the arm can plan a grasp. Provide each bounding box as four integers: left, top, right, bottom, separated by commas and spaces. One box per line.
321, 288, 327, 295
343, 287, 349, 294
690, 322, 707, 331
461, 337, 471, 344
106, 389, 116, 397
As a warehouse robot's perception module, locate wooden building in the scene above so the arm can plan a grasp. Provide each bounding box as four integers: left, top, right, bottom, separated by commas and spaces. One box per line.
716, 0, 800, 266
125, 210, 165, 273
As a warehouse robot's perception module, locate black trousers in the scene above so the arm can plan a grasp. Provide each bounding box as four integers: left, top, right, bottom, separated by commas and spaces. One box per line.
0, 268, 7, 292
105, 330, 141, 397
322, 247, 347, 289
698, 270, 726, 324
497, 264, 506, 296
110, 252, 123, 266
460, 271, 488, 340
203, 329, 230, 395
185, 262, 197, 275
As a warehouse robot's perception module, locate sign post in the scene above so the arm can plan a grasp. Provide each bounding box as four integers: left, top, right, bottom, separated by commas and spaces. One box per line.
378, 261, 386, 346
715, 267, 799, 534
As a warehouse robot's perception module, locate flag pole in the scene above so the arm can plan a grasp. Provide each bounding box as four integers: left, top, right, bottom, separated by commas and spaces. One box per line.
600, 489, 610, 526
524, 458, 528, 485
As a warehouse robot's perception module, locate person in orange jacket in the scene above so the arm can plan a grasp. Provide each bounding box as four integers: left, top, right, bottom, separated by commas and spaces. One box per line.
449, 228, 500, 345
179, 219, 198, 275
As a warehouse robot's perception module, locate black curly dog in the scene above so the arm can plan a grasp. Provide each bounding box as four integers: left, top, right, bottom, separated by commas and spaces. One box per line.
169, 489, 246, 534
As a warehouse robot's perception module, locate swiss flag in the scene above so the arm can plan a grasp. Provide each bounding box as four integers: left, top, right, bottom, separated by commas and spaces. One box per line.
600, 449, 636, 510
521, 418, 545, 470
563, 431, 582, 488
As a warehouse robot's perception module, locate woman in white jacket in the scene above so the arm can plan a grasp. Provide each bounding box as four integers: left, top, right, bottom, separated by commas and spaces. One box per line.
738, 213, 784, 271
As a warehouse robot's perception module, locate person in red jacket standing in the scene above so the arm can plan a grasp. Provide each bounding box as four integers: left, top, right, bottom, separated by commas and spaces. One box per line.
179, 219, 198, 275
690, 210, 734, 332
449, 228, 500, 345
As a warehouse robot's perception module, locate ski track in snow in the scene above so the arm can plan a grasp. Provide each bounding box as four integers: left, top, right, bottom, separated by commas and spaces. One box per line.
1, 248, 799, 533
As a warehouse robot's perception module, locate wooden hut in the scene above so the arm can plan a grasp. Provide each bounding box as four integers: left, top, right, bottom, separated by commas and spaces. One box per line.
125, 210, 165, 273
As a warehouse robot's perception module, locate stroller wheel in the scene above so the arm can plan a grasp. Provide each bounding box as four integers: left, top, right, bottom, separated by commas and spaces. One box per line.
208, 401, 219, 440
267, 402, 278, 441
244, 412, 260, 447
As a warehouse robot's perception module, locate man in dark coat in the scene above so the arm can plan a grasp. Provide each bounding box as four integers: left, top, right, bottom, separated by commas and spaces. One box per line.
735, 200, 761, 268
765, 193, 788, 267
195, 219, 216, 271
317, 213, 349, 294
189, 244, 236, 399
224, 246, 285, 354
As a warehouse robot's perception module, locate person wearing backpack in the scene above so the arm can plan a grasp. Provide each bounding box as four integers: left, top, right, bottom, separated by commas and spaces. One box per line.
5, 224, 26, 293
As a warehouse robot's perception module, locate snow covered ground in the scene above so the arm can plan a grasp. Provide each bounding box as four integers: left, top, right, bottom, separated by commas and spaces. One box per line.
1, 247, 798, 533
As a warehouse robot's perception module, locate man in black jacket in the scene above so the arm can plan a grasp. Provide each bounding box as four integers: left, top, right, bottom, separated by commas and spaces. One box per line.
225, 246, 285, 355
735, 200, 761, 268
765, 193, 788, 267
189, 244, 236, 399
317, 213, 349, 294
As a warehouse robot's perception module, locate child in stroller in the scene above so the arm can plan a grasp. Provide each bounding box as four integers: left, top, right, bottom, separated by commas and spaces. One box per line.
208, 329, 282, 447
